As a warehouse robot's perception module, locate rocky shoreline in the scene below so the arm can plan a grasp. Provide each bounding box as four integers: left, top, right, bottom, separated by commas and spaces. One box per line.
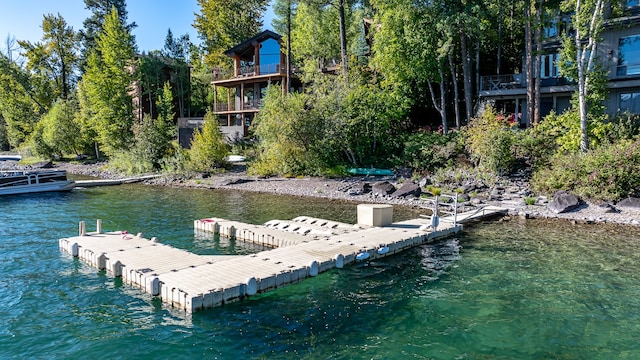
48, 161, 640, 228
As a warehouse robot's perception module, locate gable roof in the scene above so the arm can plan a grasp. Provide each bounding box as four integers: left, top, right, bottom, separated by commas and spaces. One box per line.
223, 30, 282, 58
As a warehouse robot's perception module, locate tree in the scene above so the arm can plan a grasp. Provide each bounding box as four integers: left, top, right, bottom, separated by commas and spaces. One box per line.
79, 7, 136, 156
79, 0, 136, 71
162, 29, 191, 117
370, 0, 450, 131
3, 34, 18, 63
193, 0, 269, 67
560, 0, 605, 152
18, 13, 78, 100
30, 98, 82, 158
0, 54, 41, 148
188, 110, 229, 172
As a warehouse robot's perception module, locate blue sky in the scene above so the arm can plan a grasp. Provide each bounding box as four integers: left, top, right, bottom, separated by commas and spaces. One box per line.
0, 0, 275, 54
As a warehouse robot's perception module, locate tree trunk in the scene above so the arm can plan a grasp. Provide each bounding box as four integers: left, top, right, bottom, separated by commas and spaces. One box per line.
448, 52, 461, 130
525, 0, 535, 127
286, 0, 292, 93
427, 62, 448, 135
533, 0, 542, 124
460, 30, 473, 122
497, 1, 503, 74
338, 0, 348, 76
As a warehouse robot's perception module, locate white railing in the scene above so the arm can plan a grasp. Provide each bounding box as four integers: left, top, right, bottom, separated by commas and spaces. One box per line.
421, 193, 459, 229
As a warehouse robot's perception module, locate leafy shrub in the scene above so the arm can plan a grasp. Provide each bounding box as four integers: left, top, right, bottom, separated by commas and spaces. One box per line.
533, 109, 610, 154
0, 117, 9, 151
531, 137, 640, 201
463, 105, 515, 174
512, 128, 556, 170
30, 99, 82, 159
160, 142, 190, 175
397, 131, 463, 172
607, 111, 640, 142
250, 86, 319, 176
108, 150, 154, 175
131, 115, 165, 169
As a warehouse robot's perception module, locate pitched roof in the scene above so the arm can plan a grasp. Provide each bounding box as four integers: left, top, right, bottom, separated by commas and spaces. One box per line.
223, 30, 282, 58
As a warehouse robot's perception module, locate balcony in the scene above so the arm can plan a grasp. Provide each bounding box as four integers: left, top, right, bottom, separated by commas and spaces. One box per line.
212, 63, 285, 81
480, 74, 524, 91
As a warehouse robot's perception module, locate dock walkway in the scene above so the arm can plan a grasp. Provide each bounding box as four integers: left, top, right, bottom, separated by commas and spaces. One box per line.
59, 204, 507, 312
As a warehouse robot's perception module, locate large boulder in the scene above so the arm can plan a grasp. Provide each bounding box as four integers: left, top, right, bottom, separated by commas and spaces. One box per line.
348, 182, 372, 196
31, 161, 53, 169
548, 191, 581, 214
391, 182, 422, 198
617, 197, 640, 210
372, 181, 396, 196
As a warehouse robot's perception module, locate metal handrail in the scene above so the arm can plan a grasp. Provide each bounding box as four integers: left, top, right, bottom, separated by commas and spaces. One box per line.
422, 193, 459, 227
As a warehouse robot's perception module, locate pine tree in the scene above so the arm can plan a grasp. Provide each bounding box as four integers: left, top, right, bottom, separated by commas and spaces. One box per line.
79, 7, 136, 156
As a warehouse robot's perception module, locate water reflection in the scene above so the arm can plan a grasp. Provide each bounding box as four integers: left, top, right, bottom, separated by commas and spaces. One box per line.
192, 231, 270, 255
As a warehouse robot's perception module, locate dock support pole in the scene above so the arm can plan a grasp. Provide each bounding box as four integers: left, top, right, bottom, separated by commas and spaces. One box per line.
79, 221, 86, 236
96, 219, 102, 234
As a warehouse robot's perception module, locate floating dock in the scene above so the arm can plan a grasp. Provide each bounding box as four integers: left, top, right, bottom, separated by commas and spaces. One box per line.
73, 175, 160, 188
59, 204, 507, 313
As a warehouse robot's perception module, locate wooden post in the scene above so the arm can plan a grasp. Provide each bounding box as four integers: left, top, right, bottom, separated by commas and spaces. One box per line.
233, 54, 240, 77
213, 85, 217, 112
253, 41, 260, 76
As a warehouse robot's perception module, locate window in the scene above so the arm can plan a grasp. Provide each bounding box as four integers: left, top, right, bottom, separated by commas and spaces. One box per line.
259, 38, 281, 74
619, 92, 640, 113
539, 53, 559, 78
617, 35, 640, 76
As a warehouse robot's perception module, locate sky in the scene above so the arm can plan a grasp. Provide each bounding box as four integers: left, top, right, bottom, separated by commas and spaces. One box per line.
0, 0, 275, 54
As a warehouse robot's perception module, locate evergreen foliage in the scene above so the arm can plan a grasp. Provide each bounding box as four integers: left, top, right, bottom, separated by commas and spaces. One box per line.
193, 0, 269, 67
188, 110, 229, 172
79, 7, 136, 157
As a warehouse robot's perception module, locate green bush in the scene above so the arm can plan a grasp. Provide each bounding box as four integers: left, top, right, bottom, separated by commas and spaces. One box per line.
160, 142, 190, 175
533, 109, 610, 154
531, 137, 640, 201
512, 127, 556, 170
188, 110, 229, 173
463, 105, 515, 175
30, 99, 82, 159
108, 150, 154, 175
397, 131, 463, 172
607, 111, 640, 142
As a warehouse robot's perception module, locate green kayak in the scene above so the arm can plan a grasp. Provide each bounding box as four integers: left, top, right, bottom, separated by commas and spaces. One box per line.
347, 168, 395, 176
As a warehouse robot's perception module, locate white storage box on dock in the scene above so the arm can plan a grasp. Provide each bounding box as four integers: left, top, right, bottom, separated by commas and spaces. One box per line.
357, 204, 393, 227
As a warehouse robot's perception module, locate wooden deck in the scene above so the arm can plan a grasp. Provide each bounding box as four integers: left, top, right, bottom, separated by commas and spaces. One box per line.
59, 205, 507, 313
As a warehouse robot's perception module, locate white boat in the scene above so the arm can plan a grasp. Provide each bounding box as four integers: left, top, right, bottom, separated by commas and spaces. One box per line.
225, 155, 246, 162
0, 154, 21, 161
0, 170, 75, 195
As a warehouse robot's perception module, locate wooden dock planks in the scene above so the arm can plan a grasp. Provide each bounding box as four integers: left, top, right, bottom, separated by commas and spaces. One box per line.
60, 205, 507, 313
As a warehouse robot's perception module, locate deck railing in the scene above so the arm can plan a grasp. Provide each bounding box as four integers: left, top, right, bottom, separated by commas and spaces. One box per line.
212, 63, 287, 81
213, 99, 261, 112
480, 74, 523, 91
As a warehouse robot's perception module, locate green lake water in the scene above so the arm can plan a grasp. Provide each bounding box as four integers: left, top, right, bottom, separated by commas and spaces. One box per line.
1, 184, 639, 359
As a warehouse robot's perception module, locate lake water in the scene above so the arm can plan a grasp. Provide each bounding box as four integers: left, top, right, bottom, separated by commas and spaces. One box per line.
1, 184, 639, 359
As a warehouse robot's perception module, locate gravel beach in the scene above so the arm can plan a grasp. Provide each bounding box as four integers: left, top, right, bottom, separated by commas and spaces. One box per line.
43, 160, 640, 228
